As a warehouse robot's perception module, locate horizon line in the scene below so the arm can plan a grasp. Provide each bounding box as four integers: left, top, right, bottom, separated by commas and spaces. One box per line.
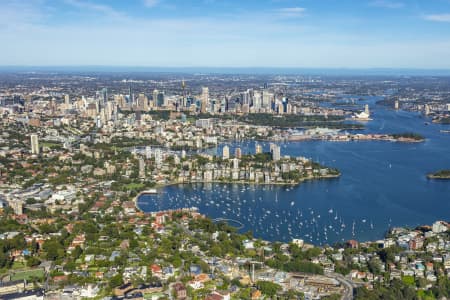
2, 65, 450, 76
2, 65, 450, 70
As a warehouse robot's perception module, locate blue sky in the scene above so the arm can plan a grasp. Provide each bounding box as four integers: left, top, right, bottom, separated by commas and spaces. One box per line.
1, 0, 450, 68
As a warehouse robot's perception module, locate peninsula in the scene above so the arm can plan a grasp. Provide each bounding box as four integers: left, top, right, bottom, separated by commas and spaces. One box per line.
427, 169, 450, 179
286, 131, 425, 143
145, 144, 340, 187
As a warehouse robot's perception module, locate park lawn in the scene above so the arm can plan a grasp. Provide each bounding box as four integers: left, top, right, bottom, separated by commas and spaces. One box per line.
41, 142, 62, 149
10, 268, 45, 281
125, 183, 145, 190
11, 261, 26, 270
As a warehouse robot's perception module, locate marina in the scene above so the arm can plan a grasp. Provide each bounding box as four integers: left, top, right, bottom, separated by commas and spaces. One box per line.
138, 97, 450, 245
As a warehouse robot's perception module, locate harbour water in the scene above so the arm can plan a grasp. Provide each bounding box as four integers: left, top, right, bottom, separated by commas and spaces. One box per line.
137, 97, 450, 245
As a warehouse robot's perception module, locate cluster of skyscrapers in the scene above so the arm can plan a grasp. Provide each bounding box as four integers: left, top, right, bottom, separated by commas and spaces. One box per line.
53, 80, 297, 130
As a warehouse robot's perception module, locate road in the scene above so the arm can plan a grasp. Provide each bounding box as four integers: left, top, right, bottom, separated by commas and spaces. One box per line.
327, 272, 361, 300
177, 221, 358, 300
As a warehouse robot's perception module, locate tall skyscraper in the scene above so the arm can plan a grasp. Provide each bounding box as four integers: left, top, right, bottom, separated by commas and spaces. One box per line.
138, 93, 148, 111
128, 85, 133, 104
282, 97, 289, 113
64, 94, 70, 108
153, 90, 165, 107
30, 134, 39, 154
181, 79, 186, 107
242, 89, 252, 105
253, 91, 262, 110
201, 87, 209, 113
220, 98, 227, 113
153, 89, 159, 106
101, 88, 108, 108
262, 90, 273, 109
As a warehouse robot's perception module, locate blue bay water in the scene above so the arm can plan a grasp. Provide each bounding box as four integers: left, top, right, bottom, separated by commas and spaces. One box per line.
138, 98, 450, 245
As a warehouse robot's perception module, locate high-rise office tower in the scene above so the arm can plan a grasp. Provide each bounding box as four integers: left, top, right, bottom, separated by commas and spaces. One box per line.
153, 89, 159, 106
220, 98, 227, 113
101, 88, 108, 108
138, 93, 148, 111
253, 91, 262, 110
262, 90, 273, 109
201, 87, 209, 113
128, 85, 133, 105
64, 94, 70, 108
282, 97, 289, 113
153, 90, 165, 107
158, 92, 165, 107
181, 79, 186, 107
242, 89, 252, 105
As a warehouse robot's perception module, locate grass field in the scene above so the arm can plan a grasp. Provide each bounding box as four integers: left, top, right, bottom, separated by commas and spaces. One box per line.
125, 183, 145, 190
11, 261, 26, 270
10, 268, 45, 281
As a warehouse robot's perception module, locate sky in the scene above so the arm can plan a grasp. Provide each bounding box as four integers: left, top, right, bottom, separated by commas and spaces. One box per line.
1, 0, 450, 69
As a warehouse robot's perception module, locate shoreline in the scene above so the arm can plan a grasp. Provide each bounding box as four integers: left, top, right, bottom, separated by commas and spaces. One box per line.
134, 173, 340, 212
427, 170, 450, 180
286, 134, 424, 143
427, 175, 450, 180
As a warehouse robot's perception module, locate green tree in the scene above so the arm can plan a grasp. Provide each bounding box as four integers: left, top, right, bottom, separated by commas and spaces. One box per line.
26, 256, 41, 267
109, 274, 123, 288
256, 281, 282, 297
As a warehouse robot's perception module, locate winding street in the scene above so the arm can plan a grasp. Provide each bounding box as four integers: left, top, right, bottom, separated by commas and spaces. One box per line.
327, 272, 361, 300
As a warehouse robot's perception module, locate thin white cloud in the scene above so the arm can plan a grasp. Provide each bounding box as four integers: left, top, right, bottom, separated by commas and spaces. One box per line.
0, 0, 47, 26
64, 0, 124, 18
369, 0, 404, 9
143, 0, 160, 8
2, 0, 450, 68
423, 14, 450, 22
276, 7, 306, 18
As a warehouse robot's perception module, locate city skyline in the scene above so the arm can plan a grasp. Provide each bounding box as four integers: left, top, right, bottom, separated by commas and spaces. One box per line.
2, 0, 450, 69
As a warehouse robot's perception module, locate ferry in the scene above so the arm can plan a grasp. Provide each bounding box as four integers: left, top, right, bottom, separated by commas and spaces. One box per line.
440, 130, 450, 133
